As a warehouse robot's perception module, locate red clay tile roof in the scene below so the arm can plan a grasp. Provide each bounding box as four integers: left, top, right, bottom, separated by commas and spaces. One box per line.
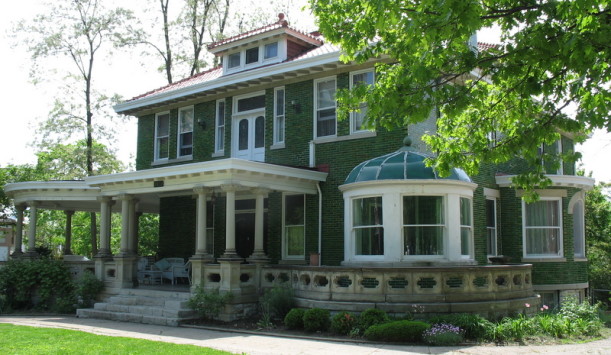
477, 42, 499, 51
208, 15, 322, 50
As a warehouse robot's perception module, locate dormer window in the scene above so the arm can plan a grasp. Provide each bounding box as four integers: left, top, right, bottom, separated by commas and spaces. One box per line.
264, 42, 278, 59
245, 47, 259, 64
228, 52, 241, 69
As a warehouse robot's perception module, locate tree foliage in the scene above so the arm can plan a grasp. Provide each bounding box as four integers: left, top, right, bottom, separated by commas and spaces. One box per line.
585, 182, 611, 290
311, 0, 610, 196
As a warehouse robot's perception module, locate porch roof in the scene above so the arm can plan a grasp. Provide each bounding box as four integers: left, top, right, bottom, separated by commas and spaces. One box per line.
5, 159, 328, 213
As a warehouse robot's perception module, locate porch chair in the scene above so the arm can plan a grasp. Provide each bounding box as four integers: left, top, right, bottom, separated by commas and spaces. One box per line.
157, 257, 190, 285
137, 257, 162, 285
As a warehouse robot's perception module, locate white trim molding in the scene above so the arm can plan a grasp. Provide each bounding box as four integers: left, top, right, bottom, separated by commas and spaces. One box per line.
495, 175, 595, 190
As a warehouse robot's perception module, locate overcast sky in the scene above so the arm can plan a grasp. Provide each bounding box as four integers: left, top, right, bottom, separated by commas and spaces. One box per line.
1, 1, 609, 184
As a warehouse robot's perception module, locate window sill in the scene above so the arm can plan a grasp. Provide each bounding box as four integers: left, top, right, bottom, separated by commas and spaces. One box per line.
313, 131, 377, 144
270, 143, 285, 150
151, 156, 193, 166
522, 257, 567, 263
573, 257, 588, 262
211, 152, 224, 158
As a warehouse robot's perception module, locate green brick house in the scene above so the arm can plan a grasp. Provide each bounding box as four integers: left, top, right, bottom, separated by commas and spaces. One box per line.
5, 15, 594, 320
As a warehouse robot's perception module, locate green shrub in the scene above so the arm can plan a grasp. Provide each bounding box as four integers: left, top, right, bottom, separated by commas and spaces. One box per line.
358, 308, 389, 332
427, 313, 494, 340
303, 308, 330, 332
74, 271, 104, 308
422, 323, 464, 345
284, 308, 305, 329
187, 286, 233, 320
364, 320, 431, 342
0, 259, 75, 311
330, 311, 357, 335
260, 285, 295, 320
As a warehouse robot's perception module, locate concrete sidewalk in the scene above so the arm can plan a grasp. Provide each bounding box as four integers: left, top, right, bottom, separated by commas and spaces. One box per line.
1, 316, 610, 354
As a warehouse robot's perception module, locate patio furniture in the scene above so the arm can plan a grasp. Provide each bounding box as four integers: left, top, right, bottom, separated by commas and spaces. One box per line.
137, 257, 162, 285
156, 257, 191, 285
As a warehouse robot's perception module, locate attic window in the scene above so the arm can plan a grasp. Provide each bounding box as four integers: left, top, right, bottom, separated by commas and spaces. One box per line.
264, 42, 278, 59
228, 52, 241, 68
245, 47, 259, 64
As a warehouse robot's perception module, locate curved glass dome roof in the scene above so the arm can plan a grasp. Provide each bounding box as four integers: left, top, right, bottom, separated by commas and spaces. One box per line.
344, 137, 472, 184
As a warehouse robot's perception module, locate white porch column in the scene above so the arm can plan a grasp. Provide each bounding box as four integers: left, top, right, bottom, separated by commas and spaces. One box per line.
127, 198, 138, 255
97, 196, 113, 257
11, 204, 25, 256
194, 187, 212, 257
250, 188, 269, 259
64, 210, 74, 255
221, 184, 239, 259
26, 201, 38, 256
119, 194, 132, 256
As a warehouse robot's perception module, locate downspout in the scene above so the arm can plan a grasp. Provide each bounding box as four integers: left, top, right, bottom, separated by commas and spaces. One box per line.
317, 182, 322, 266
309, 140, 315, 168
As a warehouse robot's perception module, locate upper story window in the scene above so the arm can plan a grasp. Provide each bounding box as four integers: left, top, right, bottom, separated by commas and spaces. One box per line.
274, 87, 285, 145
215, 100, 225, 154
539, 139, 563, 174
224, 41, 280, 74
178, 106, 193, 157
350, 69, 375, 133
314, 76, 337, 138
523, 198, 563, 257
154, 112, 170, 161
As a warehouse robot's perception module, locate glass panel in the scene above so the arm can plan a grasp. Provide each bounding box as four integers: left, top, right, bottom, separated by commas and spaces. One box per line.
285, 195, 304, 225
180, 109, 193, 133
352, 71, 374, 86
460, 198, 471, 226
286, 226, 305, 256
237, 95, 266, 112
238, 119, 248, 150
525, 200, 559, 227
157, 114, 169, 136
573, 201, 585, 257
245, 47, 259, 64
276, 89, 284, 114
486, 199, 495, 227
355, 227, 384, 255
317, 79, 335, 108
276, 115, 285, 143
254, 116, 264, 148
461, 227, 471, 255
353, 197, 383, 227
403, 196, 444, 224
228, 52, 240, 68
264, 42, 278, 59
526, 228, 560, 255
217, 101, 225, 125
179, 132, 192, 156
404, 226, 444, 255
236, 199, 256, 210
217, 127, 224, 151
316, 108, 336, 137
487, 228, 497, 255
157, 137, 169, 159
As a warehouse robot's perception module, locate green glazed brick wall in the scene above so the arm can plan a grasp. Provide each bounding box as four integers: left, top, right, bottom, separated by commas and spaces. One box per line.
136, 114, 155, 170
471, 163, 500, 265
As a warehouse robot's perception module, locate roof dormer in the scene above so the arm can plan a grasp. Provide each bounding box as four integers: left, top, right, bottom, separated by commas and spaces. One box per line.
208, 13, 323, 76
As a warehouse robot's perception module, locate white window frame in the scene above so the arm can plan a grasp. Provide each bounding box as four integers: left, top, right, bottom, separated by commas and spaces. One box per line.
402, 194, 446, 259
522, 197, 563, 258
349, 68, 375, 134
154, 111, 170, 161
273, 87, 285, 146
264, 42, 279, 60
283, 193, 305, 260
214, 100, 225, 155
314, 76, 337, 139
233, 90, 266, 115
223, 41, 283, 75
486, 197, 498, 257
177, 106, 194, 158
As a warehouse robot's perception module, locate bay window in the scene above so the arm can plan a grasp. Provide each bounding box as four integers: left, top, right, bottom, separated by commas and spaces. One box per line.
486, 198, 498, 256
353, 197, 383, 256
460, 197, 472, 256
403, 196, 444, 256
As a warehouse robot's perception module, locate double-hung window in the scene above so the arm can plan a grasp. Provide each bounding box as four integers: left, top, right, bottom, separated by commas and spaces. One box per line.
350, 69, 374, 133
274, 87, 285, 145
215, 100, 225, 154
403, 196, 444, 256
155, 112, 170, 161
486, 198, 498, 256
572, 200, 585, 258
314, 77, 336, 138
523, 198, 562, 257
284, 194, 305, 259
353, 197, 383, 255
178, 106, 193, 157
460, 197, 472, 256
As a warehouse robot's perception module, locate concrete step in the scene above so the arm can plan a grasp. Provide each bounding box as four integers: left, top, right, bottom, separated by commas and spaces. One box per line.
78, 288, 197, 327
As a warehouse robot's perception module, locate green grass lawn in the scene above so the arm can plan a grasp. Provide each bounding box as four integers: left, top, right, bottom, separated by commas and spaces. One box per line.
0, 324, 234, 354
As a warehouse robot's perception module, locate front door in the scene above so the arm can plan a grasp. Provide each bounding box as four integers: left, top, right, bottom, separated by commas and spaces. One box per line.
234, 114, 265, 162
